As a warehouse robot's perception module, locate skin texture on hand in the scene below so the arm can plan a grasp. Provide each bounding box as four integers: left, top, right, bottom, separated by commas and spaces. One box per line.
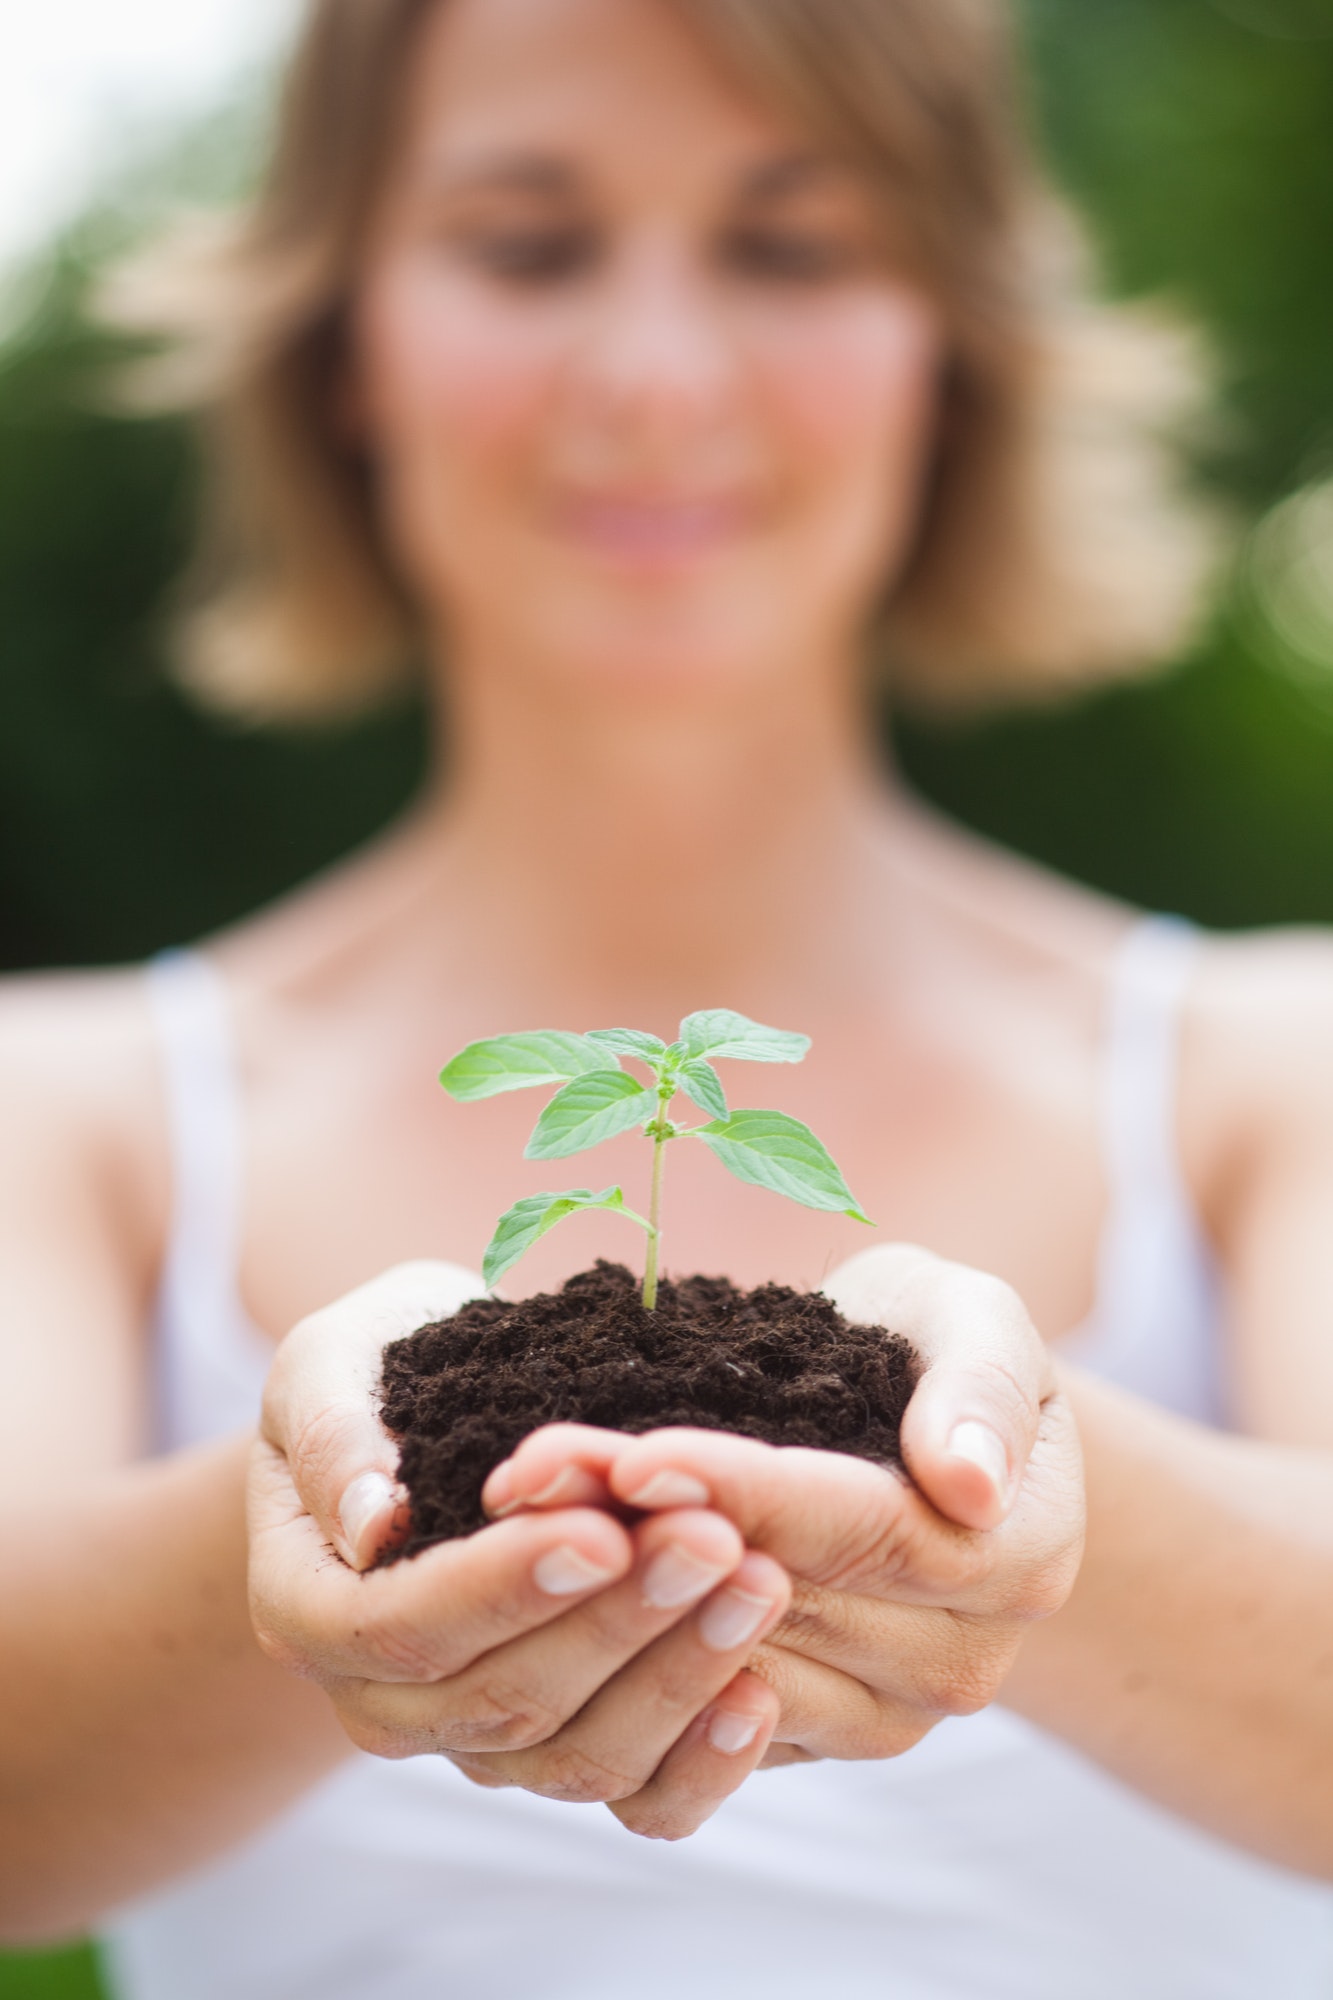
251, 1261, 792, 1839
256, 1246, 1082, 1835
480, 1245, 1085, 1765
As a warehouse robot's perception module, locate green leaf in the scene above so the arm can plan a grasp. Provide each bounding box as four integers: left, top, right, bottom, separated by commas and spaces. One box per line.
441, 1032, 612, 1102
679, 1009, 812, 1066
695, 1109, 872, 1222
586, 1027, 669, 1063
482, 1187, 651, 1288
525, 1070, 657, 1160
677, 1057, 728, 1120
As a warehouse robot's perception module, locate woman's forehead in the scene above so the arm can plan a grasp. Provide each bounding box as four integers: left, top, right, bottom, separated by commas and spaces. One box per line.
400, 0, 811, 173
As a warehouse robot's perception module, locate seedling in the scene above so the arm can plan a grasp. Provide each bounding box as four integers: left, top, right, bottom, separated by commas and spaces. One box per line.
440, 1008, 871, 1309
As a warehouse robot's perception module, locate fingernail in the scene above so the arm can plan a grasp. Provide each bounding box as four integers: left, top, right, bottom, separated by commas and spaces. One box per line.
707, 1709, 761, 1756
484, 1459, 517, 1517
698, 1586, 775, 1653
946, 1420, 1009, 1497
624, 1470, 711, 1510
525, 1467, 582, 1507
339, 1472, 398, 1560
533, 1546, 619, 1597
642, 1543, 730, 1610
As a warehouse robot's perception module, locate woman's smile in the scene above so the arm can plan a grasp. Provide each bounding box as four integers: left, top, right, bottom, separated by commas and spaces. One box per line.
550, 491, 753, 570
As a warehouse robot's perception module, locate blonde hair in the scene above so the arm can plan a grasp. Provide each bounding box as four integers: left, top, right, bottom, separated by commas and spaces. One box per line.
106, 0, 1221, 723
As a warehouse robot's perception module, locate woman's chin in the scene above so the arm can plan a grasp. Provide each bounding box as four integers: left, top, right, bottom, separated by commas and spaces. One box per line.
535, 643, 787, 709
513, 601, 800, 709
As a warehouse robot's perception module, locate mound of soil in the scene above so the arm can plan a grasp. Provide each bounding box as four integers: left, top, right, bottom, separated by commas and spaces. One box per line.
378, 1260, 919, 1557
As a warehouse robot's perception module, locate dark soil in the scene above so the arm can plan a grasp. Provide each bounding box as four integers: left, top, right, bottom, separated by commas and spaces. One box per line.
378, 1260, 919, 1558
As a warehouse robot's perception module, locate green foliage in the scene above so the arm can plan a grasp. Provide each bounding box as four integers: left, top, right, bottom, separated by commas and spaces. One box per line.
677, 1058, 728, 1120
483, 1187, 650, 1289
586, 1028, 669, 1060
523, 1071, 657, 1160
695, 1110, 872, 1224
679, 1009, 811, 1064
439, 1032, 609, 1101
441, 1013, 868, 1304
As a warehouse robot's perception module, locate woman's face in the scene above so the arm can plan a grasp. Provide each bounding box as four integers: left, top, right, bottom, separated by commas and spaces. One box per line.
350, 0, 944, 708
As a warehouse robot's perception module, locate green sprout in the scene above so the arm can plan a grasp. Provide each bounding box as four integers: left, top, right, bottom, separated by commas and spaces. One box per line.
440, 1009, 872, 1310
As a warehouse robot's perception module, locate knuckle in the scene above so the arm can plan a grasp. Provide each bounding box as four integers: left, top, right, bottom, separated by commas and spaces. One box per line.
250, 1614, 314, 1679
286, 1398, 364, 1510
333, 1695, 418, 1763
929, 1616, 1022, 1715
446, 1753, 516, 1792
819, 1491, 917, 1592
442, 1679, 565, 1754
1013, 1545, 1082, 1622
775, 1579, 882, 1662
858, 1509, 941, 1594
851, 1698, 933, 1762
612, 1797, 702, 1843
926, 1650, 1006, 1718
527, 1741, 638, 1806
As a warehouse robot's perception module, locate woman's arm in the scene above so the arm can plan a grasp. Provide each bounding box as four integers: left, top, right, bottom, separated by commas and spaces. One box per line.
1004, 936, 1333, 1876
1001, 1374, 1333, 1875
1, 1437, 345, 1942
0, 980, 344, 1942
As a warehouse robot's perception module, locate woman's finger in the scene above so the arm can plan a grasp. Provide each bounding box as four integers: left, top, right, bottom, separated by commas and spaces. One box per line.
454, 1552, 789, 1805
747, 1643, 939, 1763
823, 1243, 1054, 1531
249, 1468, 635, 1685
482, 1423, 631, 1519
772, 1578, 1024, 1716
607, 1670, 782, 1841
261, 1260, 489, 1568
333, 1509, 751, 1755
604, 1427, 986, 1600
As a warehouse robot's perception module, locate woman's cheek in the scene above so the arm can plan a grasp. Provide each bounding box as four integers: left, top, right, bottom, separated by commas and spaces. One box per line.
361, 264, 559, 465
756, 295, 942, 575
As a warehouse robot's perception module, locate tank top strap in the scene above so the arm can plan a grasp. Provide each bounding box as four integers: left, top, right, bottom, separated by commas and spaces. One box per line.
1072, 914, 1225, 1423
145, 949, 269, 1448
1100, 914, 1201, 1223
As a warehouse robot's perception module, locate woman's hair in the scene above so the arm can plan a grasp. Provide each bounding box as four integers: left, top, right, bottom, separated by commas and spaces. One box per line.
106, 0, 1221, 723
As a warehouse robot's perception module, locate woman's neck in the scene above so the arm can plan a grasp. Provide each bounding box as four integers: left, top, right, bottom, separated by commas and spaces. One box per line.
413, 646, 897, 1014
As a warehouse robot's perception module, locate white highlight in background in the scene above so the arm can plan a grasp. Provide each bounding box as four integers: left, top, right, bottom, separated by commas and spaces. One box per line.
0, 0, 301, 277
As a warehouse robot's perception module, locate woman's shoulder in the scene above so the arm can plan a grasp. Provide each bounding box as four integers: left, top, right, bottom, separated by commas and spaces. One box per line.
0, 962, 160, 1097
1188, 925, 1333, 1096
0, 965, 167, 1250
1183, 926, 1333, 1230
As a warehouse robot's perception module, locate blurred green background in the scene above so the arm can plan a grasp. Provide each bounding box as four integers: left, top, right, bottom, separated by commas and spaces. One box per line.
3, 0, 1333, 1991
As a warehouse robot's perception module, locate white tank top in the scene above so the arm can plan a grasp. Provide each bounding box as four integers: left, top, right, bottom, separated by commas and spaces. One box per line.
104, 920, 1333, 2000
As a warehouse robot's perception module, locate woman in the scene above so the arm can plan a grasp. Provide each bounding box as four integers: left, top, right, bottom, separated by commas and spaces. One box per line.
4, 0, 1333, 1993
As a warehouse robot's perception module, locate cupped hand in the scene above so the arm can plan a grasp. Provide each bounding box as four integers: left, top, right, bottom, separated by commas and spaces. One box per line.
248, 1263, 791, 1837
481, 1244, 1087, 1764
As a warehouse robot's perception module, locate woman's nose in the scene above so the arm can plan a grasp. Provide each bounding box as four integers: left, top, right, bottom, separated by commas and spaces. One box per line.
565, 237, 741, 453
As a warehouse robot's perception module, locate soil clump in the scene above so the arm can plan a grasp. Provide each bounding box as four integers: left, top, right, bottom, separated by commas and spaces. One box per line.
379, 1260, 919, 1557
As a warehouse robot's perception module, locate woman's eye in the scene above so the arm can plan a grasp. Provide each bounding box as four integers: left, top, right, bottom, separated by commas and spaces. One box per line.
462, 230, 598, 284
722, 229, 861, 284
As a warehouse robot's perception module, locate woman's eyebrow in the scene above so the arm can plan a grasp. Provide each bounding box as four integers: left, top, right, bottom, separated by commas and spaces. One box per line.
736, 153, 844, 202
425, 152, 578, 198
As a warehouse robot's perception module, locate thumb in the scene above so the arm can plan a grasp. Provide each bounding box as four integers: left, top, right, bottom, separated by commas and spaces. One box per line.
822, 1244, 1051, 1532
261, 1260, 489, 1569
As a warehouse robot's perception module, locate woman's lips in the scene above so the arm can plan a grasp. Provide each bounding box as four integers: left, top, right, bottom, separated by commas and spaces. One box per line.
555, 496, 749, 565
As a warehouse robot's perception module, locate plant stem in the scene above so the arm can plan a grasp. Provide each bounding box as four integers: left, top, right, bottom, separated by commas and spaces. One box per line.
642, 1116, 669, 1311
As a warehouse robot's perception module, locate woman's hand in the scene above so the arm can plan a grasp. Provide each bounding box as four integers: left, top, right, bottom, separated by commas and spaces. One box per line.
480, 1245, 1086, 1765
248, 1263, 792, 1838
